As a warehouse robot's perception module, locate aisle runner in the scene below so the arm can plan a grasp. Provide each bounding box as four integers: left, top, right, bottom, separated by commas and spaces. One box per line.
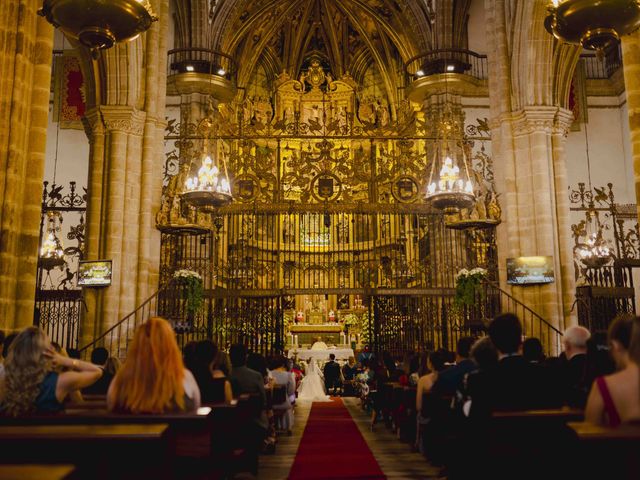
288, 398, 386, 479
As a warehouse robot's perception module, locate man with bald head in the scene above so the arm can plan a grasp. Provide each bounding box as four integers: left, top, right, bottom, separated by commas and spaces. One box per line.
562, 325, 592, 407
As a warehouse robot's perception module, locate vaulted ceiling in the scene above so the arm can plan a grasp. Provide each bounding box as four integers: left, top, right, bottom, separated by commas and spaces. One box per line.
172, 0, 474, 104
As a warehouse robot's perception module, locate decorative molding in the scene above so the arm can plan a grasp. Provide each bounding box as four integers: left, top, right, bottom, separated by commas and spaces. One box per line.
100, 106, 147, 135
509, 106, 573, 137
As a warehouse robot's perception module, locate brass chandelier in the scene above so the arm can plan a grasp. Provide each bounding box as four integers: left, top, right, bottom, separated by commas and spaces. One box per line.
545, 0, 640, 53
425, 103, 475, 214
181, 140, 233, 211
575, 207, 612, 268
39, 212, 66, 271
39, 0, 157, 57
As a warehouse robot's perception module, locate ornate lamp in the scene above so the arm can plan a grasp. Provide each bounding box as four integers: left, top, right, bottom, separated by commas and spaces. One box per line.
575, 207, 612, 268
181, 148, 233, 211
39, 0, 158, 57
425, 105, 475, 213
39, 212, 66, 270
545, 0, 640, 53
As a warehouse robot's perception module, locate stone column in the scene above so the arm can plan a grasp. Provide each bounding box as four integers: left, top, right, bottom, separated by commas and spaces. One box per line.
0, 2, 53, 330
621, 31, 640, 215
81, 106, 146, 347
506, 107, 576, 331
79, 0, 169, 347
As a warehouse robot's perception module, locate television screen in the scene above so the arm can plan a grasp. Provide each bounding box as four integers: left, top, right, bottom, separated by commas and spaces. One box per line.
78, 260, 112, 287
507, 256, 555, 285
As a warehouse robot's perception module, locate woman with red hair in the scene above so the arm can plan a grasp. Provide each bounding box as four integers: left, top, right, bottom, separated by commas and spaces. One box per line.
107, 317, 200, 413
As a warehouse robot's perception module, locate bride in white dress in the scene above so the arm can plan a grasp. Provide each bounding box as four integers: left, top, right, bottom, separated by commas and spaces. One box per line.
297, 359, 331, 402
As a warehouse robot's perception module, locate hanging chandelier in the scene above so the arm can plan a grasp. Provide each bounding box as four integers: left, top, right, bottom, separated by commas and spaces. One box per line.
39, 0, 157, 58
39, 212, 66, 270
575, 207, 612, 268
181, 147, 233, 210
425, 105, 475, 213
545, 0, 640, 53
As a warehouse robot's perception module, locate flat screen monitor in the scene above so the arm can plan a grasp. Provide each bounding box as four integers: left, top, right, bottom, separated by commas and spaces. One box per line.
506, 256, 554, 285
78, 260, 112, 287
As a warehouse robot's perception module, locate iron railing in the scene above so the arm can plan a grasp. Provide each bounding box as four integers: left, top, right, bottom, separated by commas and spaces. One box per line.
482, 281, 562, 356
372, 280, 562, 358
167, 47, 236, 83
404, 49, 488, 81
581, 46, 622, 79
78, 277, 562, 361
77, 283, 171, 360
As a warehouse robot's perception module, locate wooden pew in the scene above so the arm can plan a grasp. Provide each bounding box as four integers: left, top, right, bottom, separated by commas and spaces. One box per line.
0, 424, 171, 480
0, 464, 77, 480
446, 408, 584, 480
568, 421, 640, 480
0, 401, 248, 479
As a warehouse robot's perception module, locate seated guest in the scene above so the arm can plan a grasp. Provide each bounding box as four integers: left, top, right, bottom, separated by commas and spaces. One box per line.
586, 315, 640, 426
107, 317, 200, 413
523, 337, 545, 364
82, 347, 115, 395
182, 341, 198, 372
357, 345, 373, 364
1, 327, 102, 416
416, 350, 448, 412
190, 340, 232, 404
342, 356, 358, 381
213, 350, 232, 378
453, 336, 498, 413
0, 333, 17, 381
382, 350, 398, 380
247, 352, 271, 386
270, 356, 295, 433
324, 353, 342, 395
49, 343, 84, 403
432, 336, 476, 397
229, 344, 267, 474
466, 313, 562, 418
561, 326, 592, 408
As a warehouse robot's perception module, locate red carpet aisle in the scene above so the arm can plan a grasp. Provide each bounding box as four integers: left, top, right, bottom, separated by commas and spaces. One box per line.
288, 398, 386, 479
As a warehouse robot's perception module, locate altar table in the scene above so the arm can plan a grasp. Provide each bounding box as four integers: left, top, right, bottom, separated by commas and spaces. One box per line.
288, 348, 355, 363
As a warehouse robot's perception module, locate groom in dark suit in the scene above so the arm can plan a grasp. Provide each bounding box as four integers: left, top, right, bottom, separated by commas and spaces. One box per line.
324, 353, 342, 396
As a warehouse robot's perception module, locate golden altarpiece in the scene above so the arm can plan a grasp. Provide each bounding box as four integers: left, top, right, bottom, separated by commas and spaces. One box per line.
157, 56, 501, 356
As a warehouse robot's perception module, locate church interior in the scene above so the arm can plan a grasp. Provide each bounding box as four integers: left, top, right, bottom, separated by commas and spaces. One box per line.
2, 0, 640, 478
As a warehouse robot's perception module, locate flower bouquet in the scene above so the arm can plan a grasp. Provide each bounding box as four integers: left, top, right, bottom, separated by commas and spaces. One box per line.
454, 267, 487, 307
173, 269, 203, 320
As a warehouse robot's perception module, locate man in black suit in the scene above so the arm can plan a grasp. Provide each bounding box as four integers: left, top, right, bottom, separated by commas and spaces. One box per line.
323, 353, 342, 396
432, 336, 476, 396
466, 313, 562, 419
229, 344, 267, 475
561, 325, 591, 408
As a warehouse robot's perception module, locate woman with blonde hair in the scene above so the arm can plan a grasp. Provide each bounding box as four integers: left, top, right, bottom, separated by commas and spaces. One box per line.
0, 327, 102, 416
107, 317, 200, 413
585, 315, 640, 426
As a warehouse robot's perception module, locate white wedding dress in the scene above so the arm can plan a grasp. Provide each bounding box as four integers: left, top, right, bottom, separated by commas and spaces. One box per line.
297, 361, 331, 402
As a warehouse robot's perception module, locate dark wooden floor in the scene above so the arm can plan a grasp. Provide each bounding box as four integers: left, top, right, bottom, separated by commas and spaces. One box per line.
258, 397, 441, 479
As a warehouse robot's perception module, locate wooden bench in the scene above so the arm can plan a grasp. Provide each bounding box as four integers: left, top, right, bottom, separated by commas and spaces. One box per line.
0, 464, 77, 480
0, 424, 171, 480
0, 400, 250, 478
446, 408, 584, 480
568, 421, 640, 480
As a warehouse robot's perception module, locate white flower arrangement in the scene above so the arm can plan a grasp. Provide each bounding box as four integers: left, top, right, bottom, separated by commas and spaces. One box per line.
172, 269, 203, 319
173, 269, 202, 280
455, 267, 487, 281
454, 267, 488, 307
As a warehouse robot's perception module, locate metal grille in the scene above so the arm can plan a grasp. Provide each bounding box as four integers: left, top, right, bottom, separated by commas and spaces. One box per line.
158, 211, 499, 355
